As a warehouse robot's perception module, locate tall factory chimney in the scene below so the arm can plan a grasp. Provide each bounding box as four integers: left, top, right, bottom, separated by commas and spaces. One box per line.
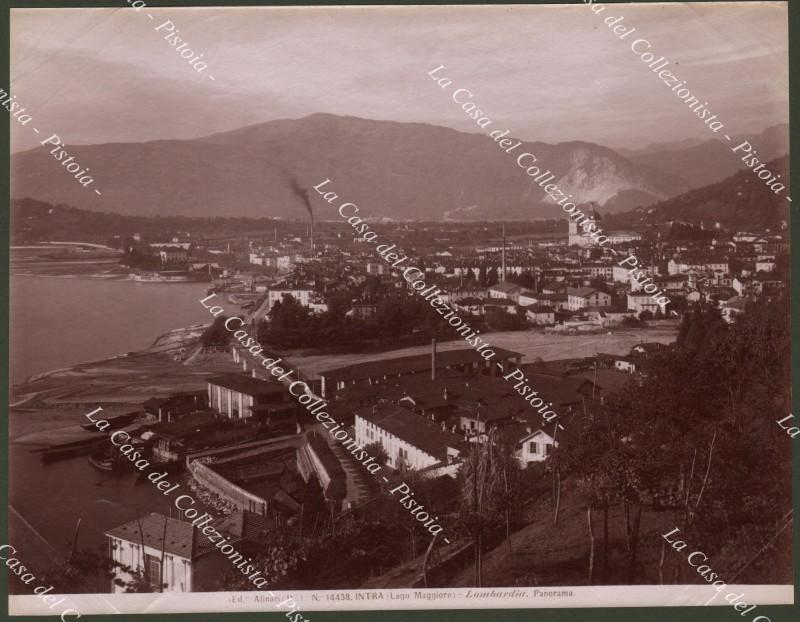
431, 339, 437, 381
501, 223, 506, 282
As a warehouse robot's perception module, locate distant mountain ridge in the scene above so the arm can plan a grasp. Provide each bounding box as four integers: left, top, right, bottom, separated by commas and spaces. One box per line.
626, 124, 789, 190
606, 155, 789, 230
12, 113, 693, 221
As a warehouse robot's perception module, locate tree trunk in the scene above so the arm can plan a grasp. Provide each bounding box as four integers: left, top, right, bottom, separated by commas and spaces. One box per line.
624, 502, 631, 552
691, 431, 717, 525
299, 503, 304, 541
158, 514, 168, 592
587, 504, 595, 585
422, 534, 439, 588
135, 511, 149, 588
476, 529, 483, 587
69, 518, 82, 562
602, 501, 609, 584
504, 469, 512, 554
505, 509, 511, 555
627, 504, 643, 584
553, 470, 562, 526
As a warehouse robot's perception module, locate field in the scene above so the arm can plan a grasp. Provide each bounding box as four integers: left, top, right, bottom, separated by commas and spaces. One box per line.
288, 321, 680, 379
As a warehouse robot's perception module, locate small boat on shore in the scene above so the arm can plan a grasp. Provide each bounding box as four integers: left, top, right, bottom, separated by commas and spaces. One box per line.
39, 439, 98, 463
88, 453, 116, 472
80, 411, 140, 431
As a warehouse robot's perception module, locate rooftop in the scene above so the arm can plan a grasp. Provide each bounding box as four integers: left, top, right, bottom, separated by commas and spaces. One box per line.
105, 513, 197, 559
207, 373, 287, 396
488, 282, 523, 293
567, 287, 599, 298
319, 347, 521, 382
355, 403, 463, 461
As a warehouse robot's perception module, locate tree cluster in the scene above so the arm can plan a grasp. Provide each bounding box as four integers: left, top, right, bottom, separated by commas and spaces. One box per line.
257, 293, 457, 350
560, 298, 791, 584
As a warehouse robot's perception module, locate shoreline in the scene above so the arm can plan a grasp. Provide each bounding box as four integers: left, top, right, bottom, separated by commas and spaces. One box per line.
11, 268, 213, 283
11, 318, 680, 409
9, 323, 213, 410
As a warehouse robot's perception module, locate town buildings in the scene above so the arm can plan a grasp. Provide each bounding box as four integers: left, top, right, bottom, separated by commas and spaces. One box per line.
354, 403, 462, 471
566, 287, 612, 311
106, 511, 267, 593
318, 347, 523, 399
207, 373, 294, 423
88, 208, 787, 594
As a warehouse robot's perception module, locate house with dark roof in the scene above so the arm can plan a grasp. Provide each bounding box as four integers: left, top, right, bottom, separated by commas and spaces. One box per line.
318, 347, 523, 398
515, 370, 600, 416
354, 403, 463, 472
105, 511, 264, 592
488, 281, 523, 301
207, 373, 292, 421
457, 402, 517, 437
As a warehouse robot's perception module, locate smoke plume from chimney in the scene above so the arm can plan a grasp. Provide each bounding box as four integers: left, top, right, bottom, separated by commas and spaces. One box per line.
287, 174, 314, 251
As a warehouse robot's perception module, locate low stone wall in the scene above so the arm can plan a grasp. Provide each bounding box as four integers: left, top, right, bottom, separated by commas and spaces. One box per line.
188, 460, 267, 515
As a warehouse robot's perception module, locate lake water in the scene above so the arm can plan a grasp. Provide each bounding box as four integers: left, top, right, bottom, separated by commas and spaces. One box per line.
8, 443, 181, 577
10, 275, 213, 386
8, 275, 217, 574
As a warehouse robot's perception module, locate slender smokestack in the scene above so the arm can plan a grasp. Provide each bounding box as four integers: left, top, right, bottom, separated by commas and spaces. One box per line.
431, 339, 437, 381
501, 223, 506, 283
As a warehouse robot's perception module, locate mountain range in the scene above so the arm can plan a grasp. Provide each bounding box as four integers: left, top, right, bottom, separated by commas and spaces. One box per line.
10, 114, 787, 221
623, 124, 789, 190
605, 155, 790, 230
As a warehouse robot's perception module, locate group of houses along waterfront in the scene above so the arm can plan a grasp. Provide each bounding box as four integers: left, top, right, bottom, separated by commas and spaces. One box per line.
59, 206, 787, 592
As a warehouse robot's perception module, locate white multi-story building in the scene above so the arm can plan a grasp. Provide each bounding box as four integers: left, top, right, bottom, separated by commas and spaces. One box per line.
584, 263, 614, 280
668, 258, 729, 275
566, 287, 612, 311
488, 282, 523, 301
354, 403, 461, 472
207, 373, 288, 420
627, 293, 664, 315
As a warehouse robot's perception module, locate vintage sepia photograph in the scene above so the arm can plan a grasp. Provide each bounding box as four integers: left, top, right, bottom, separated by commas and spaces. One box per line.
4, 1, 794, 618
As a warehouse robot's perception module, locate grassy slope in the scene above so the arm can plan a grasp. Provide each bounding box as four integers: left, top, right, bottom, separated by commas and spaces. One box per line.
448, 484, 689, 588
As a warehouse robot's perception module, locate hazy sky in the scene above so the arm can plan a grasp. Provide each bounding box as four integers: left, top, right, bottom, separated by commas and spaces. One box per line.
10, 3, 789, 153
